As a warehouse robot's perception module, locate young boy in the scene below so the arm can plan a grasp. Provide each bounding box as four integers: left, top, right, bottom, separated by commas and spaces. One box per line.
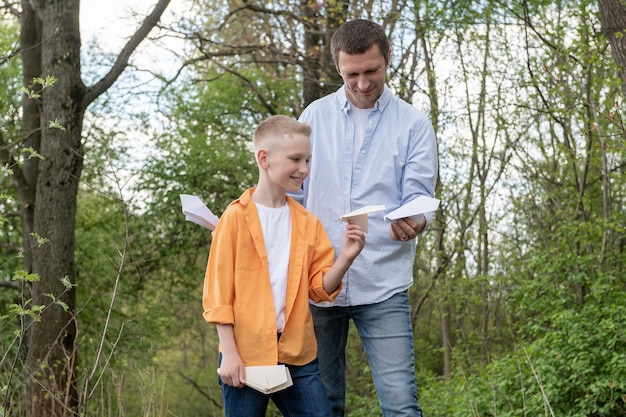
202, 115, 366, 417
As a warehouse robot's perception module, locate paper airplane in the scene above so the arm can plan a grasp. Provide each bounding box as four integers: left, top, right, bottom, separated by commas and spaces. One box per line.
339, 205, 385, 233
244, 365, 293, 394
180, 194, 219, 231
384, 196, 440, 221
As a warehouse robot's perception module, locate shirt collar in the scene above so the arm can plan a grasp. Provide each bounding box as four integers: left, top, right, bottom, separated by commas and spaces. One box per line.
236, 187, 306, 216
337, 84, 392, 113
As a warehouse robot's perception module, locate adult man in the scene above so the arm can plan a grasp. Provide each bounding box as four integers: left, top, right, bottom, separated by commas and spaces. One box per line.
297, 19, 438, 417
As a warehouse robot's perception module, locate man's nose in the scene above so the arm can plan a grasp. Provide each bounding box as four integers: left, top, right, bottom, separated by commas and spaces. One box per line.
357, 75, 369, 90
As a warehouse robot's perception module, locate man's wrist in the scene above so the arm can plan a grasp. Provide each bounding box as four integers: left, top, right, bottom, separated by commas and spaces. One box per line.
417, 218, 427, 235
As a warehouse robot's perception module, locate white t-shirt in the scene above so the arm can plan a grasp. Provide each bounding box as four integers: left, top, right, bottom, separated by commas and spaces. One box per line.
349, 105, 373, 165
255, 202, 291, 332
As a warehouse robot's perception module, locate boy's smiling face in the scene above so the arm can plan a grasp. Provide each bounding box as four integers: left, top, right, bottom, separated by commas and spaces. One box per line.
263, 133, 311, 193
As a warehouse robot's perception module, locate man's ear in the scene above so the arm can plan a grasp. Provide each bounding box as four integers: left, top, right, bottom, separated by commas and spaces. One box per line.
257, 149, 269, 169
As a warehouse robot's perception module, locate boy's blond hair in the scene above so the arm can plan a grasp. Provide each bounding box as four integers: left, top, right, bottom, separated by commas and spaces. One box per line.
253, 115, 311, 151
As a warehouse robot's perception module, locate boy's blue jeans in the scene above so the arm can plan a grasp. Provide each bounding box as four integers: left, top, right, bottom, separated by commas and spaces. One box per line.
310, 290, 423, 417
219, 358, 332, 417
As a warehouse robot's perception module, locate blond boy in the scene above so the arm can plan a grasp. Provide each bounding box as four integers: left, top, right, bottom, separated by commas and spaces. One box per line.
203, 115, 365, 416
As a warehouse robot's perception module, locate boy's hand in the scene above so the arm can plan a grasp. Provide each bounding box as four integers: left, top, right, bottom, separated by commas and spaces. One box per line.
218, 352, 246, 388
341, 221, 366, 259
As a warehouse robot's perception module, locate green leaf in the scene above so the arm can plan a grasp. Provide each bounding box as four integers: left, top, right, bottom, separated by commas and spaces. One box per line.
12, 269, 40, 282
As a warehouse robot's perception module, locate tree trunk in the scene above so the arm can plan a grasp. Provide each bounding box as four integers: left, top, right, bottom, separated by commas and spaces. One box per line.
299, 1, 344, 107
18, 0, 41, 273
598, 0, 626, 99
19, 0, 171, 414
24, 1, 84, 414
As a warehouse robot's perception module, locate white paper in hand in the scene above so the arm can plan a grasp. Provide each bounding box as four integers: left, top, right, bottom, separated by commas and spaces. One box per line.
180, 194, 220, 231
339, 205, 385, 233
244, 365, 293, 394
384, 196, 440, 221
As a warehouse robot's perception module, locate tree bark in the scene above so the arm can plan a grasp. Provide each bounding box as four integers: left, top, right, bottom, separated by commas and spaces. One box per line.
299, 0, 344, 107
598, 0, 626, 99
18, 0, 41, 273
24, 1, 83, 414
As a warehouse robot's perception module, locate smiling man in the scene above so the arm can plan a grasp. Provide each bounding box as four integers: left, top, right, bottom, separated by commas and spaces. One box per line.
296, 19, 439, 417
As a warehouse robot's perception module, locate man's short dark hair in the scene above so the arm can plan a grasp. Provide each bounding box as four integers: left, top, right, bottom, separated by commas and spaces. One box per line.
330, 19, 390, 69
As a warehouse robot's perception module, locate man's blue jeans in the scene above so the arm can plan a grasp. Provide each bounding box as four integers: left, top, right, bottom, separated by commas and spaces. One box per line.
219, 358, 333, 417
310, 290, 423, 417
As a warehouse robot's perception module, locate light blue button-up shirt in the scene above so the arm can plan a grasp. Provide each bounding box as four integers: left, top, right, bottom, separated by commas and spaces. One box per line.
297, 85, 438, 307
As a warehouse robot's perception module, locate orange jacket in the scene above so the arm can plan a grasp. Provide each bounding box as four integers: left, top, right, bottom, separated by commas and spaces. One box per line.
202, 188, 341, 366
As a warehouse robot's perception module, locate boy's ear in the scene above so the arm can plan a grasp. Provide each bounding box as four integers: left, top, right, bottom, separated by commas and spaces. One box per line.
257, 149, 269, 169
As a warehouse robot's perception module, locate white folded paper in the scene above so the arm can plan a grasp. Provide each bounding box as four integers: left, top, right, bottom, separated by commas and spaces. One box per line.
339, 205, 386, 233
384, 196, 440, 221
245, 365, 293, 394
180, 194, 220, 231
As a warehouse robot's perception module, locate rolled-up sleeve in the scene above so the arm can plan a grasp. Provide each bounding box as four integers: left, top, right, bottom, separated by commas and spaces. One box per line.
308, 218, 342, 303
202, 212, 236, 325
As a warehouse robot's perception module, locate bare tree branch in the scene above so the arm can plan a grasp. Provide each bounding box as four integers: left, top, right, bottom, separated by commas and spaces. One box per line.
177, 370, 222, 410
83, 0, 172, 108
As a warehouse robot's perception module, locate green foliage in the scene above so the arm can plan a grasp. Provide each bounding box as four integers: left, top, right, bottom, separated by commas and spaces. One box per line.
415, 213, 626, 415
74, 187, 165, 411
422, 280, 626, 417
20, 75, 56, 99
121, 87, 256, 413
0, 18, 23, 276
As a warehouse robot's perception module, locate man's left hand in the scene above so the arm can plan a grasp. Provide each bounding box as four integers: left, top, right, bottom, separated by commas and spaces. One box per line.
390, 215, 426, 241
